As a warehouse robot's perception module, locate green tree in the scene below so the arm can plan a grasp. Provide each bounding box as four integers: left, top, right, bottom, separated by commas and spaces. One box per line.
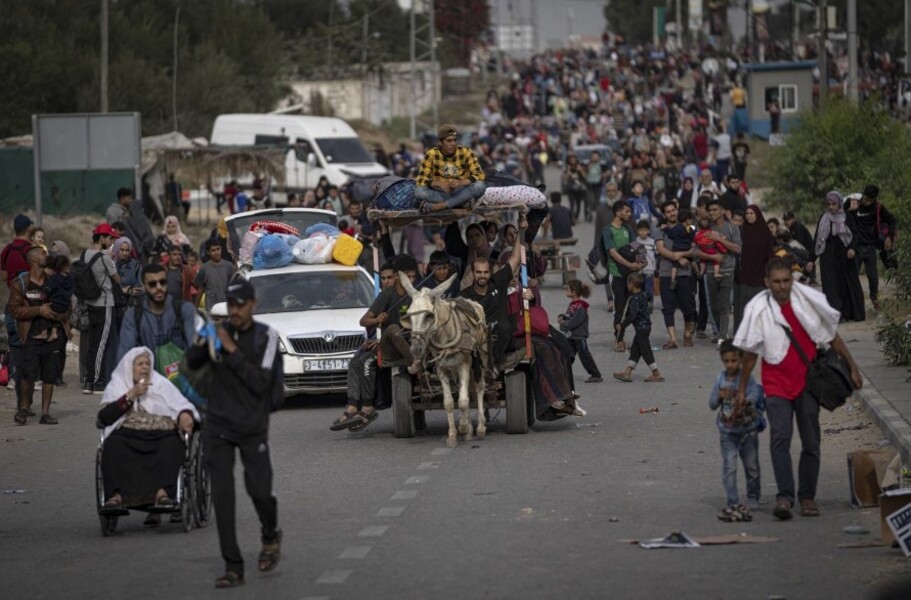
604, 0, 675, 45
765, 100, 911, 224
435, 0, 490, 67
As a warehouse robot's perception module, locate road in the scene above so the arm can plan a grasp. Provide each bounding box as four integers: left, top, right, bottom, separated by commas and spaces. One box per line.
1, 171, 908, 599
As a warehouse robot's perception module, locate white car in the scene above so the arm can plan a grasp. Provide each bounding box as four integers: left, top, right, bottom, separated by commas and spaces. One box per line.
244, 263, 375, 396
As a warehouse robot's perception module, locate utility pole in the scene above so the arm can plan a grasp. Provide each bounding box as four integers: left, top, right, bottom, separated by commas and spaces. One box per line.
409, 0, 437, 140
818, 0, 828, 108
792, 0, 799, 58
172, 6, 180, 131
847, 0, 858, 104
676, 0, 683, 51
100, 0, 109, 113
327, 1, 334, 78
361, 12, 369, 70
906, 0, 911, 75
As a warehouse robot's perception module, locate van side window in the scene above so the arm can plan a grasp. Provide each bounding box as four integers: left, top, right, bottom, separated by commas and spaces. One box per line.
254, 134, 289, 146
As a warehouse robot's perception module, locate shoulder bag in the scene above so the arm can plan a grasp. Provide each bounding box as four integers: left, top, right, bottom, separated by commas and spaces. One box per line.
778, 324, 855, 411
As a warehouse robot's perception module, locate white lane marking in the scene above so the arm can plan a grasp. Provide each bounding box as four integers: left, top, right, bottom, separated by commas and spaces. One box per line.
431, 448, 452, 455
417, 461, 439, 470
316, 570, 352, 584
392, 490, 418, 500
405, 475, 429, 484
377, 506, 406, 517
358, 525, 389, 537
338, 545, 373, 559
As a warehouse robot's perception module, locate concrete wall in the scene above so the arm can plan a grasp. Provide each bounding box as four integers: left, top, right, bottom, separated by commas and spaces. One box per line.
287, 62, 441, 126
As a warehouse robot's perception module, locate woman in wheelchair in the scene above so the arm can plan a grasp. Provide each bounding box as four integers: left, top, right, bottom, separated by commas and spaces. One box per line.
98, 347, 199, 509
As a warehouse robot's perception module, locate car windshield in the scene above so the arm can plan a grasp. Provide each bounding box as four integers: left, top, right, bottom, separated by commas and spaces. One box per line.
226, 210, 337, 259
316, 138, 374, 164
251, 270, 375, 314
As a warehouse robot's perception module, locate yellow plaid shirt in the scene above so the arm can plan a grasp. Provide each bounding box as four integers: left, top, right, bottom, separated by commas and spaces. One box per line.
415, 146, 485, 188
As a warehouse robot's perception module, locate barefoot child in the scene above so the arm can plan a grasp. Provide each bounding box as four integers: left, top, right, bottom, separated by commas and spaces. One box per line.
612, 273, 663, 383
558, 279, 602, 383
664, 209, 694, 290
29, 253, 73, 342
709, 340, 765, 522
695, 216, 727, 280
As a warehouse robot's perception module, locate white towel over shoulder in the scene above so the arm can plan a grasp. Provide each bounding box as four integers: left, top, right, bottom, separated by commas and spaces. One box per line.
733, 282, 840, 365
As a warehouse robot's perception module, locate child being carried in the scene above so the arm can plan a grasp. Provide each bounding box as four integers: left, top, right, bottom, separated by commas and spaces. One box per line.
694, 216, 727, 281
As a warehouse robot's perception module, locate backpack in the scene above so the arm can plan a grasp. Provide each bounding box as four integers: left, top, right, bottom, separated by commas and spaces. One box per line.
72, 250, 104, 301
616, 242, 647, 277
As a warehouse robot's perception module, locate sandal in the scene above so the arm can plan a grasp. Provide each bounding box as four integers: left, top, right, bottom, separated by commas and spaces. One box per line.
662, 341, 678, 350
614, 341, 627, 353
330, 411, 360, 431
683, 335, 694, 347
103, 496, 123, 509
644, 373, 665, 383
348, 410, 379, 432
612, 372, 633, 383
14, 409, 28, 426
736, 504, 753, 522
39, 414, 59, 425
215, 570, 244, 589
258, 530, 283, 572
799, 498, 820, 517
155, 496, 177, 508
718, 505, 743, 522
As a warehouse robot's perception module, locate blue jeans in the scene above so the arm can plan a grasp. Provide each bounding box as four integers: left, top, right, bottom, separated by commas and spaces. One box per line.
720, 430, 761, 506
642, 274, 654, 305
415, 180, 486, 209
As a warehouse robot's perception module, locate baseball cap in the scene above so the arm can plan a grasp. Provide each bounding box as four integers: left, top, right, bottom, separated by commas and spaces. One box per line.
13, 214, 33, 232
437, 124, 459, 139
225, 278, 256, 305
93, 223, 119, 238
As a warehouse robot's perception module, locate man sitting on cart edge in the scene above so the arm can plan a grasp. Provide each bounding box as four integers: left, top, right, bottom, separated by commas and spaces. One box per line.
330, 255, 420, 432
416, 124, 487, 214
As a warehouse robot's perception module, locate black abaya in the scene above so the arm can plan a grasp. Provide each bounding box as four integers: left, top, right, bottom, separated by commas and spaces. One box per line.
818, 234, 865, 322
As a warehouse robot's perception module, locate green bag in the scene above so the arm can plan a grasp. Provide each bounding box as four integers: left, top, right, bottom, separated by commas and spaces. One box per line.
155, 341, 208, 409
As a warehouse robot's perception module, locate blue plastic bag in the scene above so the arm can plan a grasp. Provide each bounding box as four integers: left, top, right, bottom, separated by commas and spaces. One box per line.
305, 223, 340, 238
253, 234, 294, 269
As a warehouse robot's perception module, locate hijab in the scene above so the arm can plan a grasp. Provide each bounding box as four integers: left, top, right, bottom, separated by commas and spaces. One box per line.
99, 346, 199, 441
739, 204, 775, 287
163, 215, 191, 247
815, 191, 853, 256
112, 236, 133, 260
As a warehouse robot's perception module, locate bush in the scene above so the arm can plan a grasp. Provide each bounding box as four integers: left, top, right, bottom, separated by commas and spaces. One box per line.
765, 100, 911, 225
767, 100, 911, 365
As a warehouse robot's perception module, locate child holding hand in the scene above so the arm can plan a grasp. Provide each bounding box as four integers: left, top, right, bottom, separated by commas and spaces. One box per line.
710, 340, 766, 523
558, 279, 602, 383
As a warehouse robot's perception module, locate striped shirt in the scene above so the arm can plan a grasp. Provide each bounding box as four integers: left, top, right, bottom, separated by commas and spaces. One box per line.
415, 146, 485, 188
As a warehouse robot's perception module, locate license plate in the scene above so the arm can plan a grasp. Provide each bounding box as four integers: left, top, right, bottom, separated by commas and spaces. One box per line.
303, 358, 349, 372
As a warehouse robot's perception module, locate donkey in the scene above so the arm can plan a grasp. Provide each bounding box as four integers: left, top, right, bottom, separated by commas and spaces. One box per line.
399, 272, 488, 447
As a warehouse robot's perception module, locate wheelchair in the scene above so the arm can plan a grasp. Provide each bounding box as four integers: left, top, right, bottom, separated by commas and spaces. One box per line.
94, 428, 212, 536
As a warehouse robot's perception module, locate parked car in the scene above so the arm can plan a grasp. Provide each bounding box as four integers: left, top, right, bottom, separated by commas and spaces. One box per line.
241, 263, 375, 396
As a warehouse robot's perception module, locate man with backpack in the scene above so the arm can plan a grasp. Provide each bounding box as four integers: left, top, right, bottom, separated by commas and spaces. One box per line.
601, 200, 644, 353
76, 223, 121, 394
852, 184, 897, 311
117, 263, 199, 362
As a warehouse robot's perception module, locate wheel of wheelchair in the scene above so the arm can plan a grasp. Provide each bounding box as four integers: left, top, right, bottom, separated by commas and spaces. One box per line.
189, 432, 212, 528
95, 446, 119, 536
179, 465, 193, 533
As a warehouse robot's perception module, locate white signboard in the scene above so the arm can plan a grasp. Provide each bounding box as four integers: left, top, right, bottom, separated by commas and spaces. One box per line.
887, 503, 911, 557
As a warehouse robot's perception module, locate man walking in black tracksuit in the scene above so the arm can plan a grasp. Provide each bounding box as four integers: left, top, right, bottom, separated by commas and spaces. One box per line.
186, 278, 283, 589
852, 184, 896, 311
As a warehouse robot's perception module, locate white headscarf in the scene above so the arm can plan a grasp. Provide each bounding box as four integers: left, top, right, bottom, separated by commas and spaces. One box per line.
815, 191, 853, 257
163, 215, 191, 247
99, 346, 199, 440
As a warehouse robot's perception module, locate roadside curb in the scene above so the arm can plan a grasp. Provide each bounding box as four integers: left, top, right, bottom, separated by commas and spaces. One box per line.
857, 372, 911, 466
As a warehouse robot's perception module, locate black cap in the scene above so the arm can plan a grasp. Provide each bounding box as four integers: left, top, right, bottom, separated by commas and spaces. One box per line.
225, 278, 255, 305
782, 210, 796, 221
863, 184, 879, 199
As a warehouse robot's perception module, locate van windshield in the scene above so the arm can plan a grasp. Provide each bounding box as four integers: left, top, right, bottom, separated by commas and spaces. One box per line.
316, 138, 373, 164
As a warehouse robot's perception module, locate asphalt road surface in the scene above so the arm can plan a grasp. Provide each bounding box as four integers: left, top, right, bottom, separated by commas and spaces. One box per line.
2, 174, 909, 599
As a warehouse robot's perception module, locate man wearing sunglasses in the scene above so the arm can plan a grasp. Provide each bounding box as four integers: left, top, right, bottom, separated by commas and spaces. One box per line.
415, 124, 487, 214
117, 263, 199, 361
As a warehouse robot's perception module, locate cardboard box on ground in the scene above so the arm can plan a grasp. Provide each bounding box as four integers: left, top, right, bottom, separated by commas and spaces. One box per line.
882, 489, 911, 550
848, 448, 900, 508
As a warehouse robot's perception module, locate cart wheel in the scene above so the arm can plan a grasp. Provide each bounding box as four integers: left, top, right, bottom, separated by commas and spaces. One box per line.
194, 461, 213, 528
100, 514, 118, 537
392, 373, 415, 438
505, 371, 529, 434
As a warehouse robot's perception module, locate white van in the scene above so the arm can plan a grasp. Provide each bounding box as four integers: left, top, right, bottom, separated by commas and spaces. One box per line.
210, 114, 388, 192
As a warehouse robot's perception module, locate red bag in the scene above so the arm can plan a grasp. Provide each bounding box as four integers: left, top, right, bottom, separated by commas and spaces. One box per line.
250, 220, 301, 237
0, 352, 9, 386
514, 305, 550, 338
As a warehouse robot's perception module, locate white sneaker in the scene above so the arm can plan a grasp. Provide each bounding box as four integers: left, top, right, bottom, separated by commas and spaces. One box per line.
35, 381, 42, 391
6, 379, 14, 390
